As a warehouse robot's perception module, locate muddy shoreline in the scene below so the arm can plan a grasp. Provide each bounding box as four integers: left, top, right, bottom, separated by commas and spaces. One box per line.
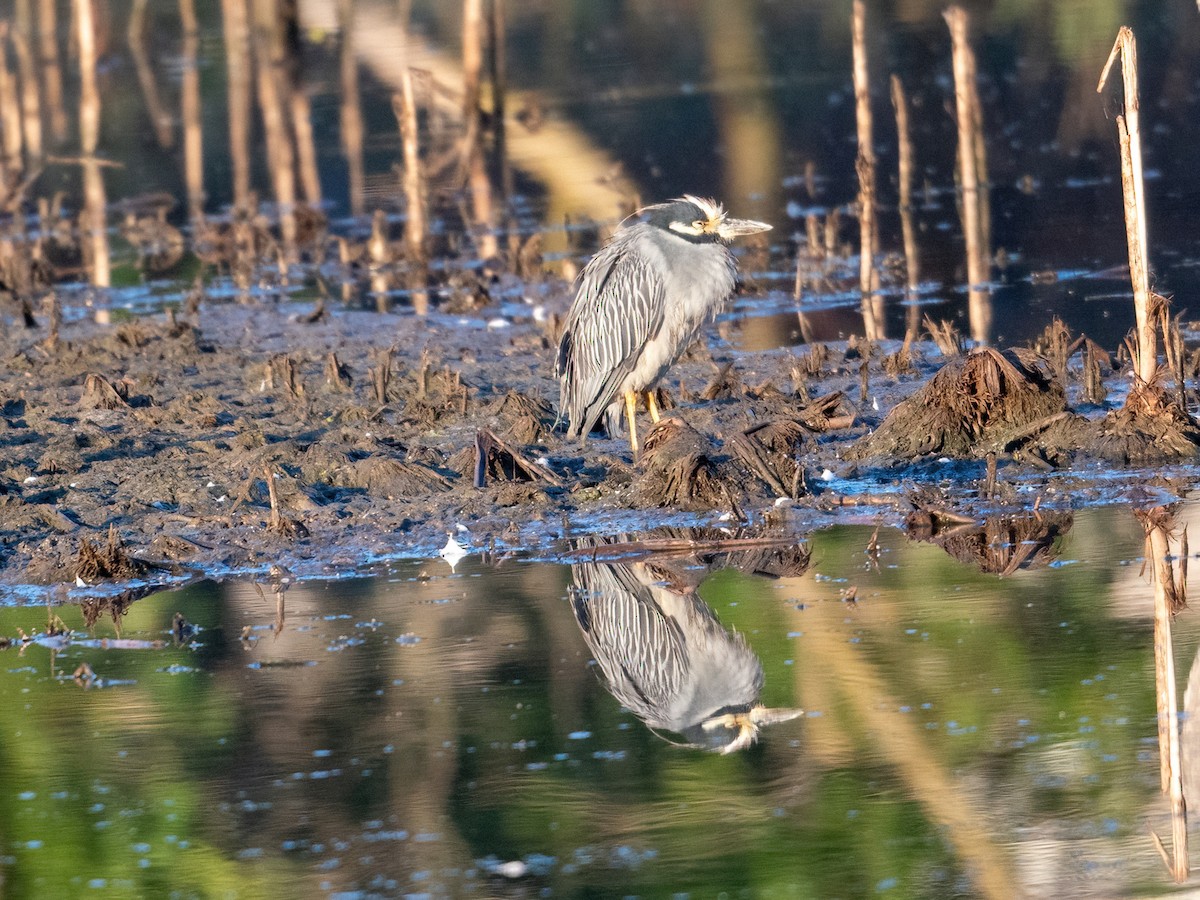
0, 289, 1193, 600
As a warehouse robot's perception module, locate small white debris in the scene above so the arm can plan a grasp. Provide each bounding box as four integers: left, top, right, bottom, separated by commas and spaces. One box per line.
206, 481, 216, 488
23, 476, 38, 484
937, 457, 951, 464
717, 511, 733, 521
75, 575, 89, 588
535, 456, 550, 467
493, 860, 527, 879
454, 523, 470, 534
486, 318, 511, 330
440, 534, 468, 569
774, 496, 792, 508
871, 396, 879, 411
820, 469, 835, 481
532, 304, 548, 323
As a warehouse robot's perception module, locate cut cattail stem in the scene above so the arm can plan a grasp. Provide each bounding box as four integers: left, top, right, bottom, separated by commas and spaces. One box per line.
1098, 27, 1156, 388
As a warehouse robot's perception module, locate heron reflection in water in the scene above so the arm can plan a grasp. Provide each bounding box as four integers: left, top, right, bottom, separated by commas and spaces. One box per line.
569, 558, 803, 754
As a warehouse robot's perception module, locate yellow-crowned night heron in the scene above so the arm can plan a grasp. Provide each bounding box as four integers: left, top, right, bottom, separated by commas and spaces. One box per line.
570, 559, 802, 753
556, 196, 771, 455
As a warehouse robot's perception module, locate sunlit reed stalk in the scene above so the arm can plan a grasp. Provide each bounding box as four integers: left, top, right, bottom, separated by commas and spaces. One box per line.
180, 0, 204, 219
220, 0, 252, 211
945, 6, 985, 285
461, 0, 484, 168
290, 67, 321, 205
337, 0, 365, 217
945, 6, 991, 346
0, 25, 24, 169
74, 0, 109, 288
252, 0, 296, 257
36, 0, 65, 142
851, 0, 878, 342
890, 74, 921, 342
462, 0, 499, 260
394, 76, 427, 266
1098, 28, 1156, 388
490, 0, 512, 205
10, 18, 41, 160
128, 0, 174, 149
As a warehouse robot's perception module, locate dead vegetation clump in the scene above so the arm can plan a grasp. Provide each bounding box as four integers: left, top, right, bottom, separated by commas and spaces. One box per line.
633, 418, 728, 509
846, 347, 1065, 459
488, 390, 555, 444
730, 419, 811, 499
74, 526, 150, 583
1087, 382, 1200, 464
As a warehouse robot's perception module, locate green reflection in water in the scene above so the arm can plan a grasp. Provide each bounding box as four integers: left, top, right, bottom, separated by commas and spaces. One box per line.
0, 505, 1194, 896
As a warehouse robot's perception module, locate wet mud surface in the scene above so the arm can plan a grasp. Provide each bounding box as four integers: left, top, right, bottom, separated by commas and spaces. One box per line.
1, 290, 1196, 596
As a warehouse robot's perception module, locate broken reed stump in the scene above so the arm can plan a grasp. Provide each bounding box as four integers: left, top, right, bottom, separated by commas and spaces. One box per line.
1098, 27, 1156, 387
845, 347, 1065, 460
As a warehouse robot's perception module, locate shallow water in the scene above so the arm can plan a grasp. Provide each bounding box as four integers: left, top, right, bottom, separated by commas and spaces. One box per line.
2, 504, 1198, 897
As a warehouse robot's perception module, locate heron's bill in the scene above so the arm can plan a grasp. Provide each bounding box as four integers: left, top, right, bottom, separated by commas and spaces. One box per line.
716, 217, 772, 240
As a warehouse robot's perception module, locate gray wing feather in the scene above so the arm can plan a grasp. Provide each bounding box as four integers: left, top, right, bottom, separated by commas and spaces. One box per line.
557, 231, 665, 438
570, 562, 690, 722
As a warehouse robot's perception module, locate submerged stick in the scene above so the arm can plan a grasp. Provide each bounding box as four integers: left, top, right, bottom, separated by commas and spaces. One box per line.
1098, 27, 1156, 388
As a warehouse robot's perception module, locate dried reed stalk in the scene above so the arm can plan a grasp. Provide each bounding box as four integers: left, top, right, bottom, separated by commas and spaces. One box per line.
37, 0, 67, 141
0, 24, 24, 167
851, 1, 878, 314
337, 0, 365, 217
945, 6, 988, 293
75, 0, 110, 287
128, 0, 174, 148
10, 20, 41, 159
393, 74, 427, 263
221, 0, 252, 209
1098, 28, 1157, 387
180, 0, 205, 218
252, 0, 297, 252
891, 74, 919, 293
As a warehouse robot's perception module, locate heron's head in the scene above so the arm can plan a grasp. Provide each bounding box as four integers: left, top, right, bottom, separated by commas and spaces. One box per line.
682, 704, 804, 754
640, 196, 772, 245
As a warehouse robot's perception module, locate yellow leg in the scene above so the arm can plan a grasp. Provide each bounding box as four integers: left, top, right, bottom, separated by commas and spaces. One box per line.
624, 389, 639, 457
645, 390, 661, 423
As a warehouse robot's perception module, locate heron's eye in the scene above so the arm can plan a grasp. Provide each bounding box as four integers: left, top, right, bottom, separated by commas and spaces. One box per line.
693, 220, 705, 230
